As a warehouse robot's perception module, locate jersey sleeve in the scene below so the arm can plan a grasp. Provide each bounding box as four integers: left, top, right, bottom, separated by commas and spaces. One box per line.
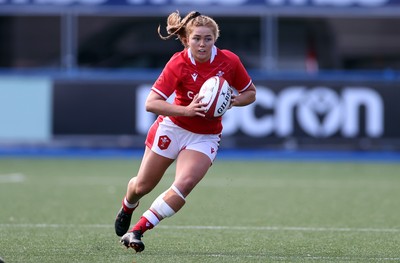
226, 50, 252, 93
152, 56, 180, 100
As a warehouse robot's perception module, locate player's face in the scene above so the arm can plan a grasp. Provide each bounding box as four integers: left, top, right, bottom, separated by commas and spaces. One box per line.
187, 26, 215, 63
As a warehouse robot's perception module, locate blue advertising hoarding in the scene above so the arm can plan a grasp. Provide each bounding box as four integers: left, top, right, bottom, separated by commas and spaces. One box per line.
50, 77, 400, 150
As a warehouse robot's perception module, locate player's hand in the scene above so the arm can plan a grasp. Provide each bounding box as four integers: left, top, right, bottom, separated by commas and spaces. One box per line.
228, 93, 237, 109
185, 93, 207, 117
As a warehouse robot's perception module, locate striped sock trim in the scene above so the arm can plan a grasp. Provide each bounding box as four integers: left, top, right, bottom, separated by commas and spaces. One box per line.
123, 197, 139, 209
143, 210, 160, 226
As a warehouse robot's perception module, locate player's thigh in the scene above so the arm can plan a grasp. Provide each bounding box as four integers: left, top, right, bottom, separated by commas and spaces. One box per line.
136, 147, 175, 192
174, 149, 212, 197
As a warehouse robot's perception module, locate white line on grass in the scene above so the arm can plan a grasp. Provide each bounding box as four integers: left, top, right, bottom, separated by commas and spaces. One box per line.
0, 173, 25, 183
160, 225, 400, 233
0, 223, 399, 233
210, 254, 400, 261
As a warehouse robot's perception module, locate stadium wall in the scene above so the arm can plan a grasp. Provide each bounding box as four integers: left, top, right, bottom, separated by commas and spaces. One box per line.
1, 73, 399, 151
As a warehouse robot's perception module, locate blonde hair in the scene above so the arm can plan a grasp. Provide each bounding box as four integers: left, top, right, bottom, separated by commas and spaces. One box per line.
157, 11, 220, 48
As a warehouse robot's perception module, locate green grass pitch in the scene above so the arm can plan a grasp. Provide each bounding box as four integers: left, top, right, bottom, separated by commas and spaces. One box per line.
0, 157, 399, 262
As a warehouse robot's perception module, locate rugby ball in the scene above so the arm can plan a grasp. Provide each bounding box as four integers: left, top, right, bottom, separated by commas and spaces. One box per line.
199, 76, 232, 118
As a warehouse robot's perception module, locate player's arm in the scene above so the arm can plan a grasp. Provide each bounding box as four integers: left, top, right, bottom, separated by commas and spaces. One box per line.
145, 90, 206, 117
230, 83, 256, 107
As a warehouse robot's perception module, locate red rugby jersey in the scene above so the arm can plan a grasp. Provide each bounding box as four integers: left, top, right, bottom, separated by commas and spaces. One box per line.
152, 46, 252, 134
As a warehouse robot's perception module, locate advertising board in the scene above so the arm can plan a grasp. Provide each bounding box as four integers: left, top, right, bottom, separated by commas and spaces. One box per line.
53, 79, 400, 149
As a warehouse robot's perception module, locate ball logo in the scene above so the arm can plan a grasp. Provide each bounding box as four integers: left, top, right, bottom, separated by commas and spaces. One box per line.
217, 90, 231, 114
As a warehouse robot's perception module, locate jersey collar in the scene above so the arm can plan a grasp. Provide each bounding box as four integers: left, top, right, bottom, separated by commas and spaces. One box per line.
187, 45, 217, 65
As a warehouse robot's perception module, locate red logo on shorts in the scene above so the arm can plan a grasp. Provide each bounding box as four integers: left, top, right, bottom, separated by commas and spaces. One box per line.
211, 147, 215, 154
158, 135, 171, 150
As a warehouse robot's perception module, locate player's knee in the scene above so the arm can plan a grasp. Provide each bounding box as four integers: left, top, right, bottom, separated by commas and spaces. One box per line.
128, 177, 153, 197
135, 184, 153, 197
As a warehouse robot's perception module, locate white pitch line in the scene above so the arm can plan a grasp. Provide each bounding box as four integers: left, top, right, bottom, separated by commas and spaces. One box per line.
0, 223, 399, 233
0, 173, 25, 183
159, 225, 400, 233
210, 254, 400, 261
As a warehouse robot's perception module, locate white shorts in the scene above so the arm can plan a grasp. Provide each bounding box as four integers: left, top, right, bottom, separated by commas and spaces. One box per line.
145, 117, 221, 162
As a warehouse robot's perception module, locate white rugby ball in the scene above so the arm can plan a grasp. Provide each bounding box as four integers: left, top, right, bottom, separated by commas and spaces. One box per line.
199, 76, 232, 118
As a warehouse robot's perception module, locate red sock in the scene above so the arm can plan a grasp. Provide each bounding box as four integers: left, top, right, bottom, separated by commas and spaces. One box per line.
132, 216, 154, 234
122, 198, 139, 214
